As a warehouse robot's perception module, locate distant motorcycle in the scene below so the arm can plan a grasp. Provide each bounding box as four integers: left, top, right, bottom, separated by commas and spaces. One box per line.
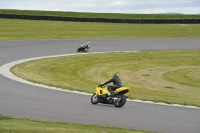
77, 43, 90, 52
91, 84, 131, 108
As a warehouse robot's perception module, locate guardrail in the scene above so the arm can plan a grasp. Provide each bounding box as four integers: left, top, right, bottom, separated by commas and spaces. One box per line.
0, 14, 200, 24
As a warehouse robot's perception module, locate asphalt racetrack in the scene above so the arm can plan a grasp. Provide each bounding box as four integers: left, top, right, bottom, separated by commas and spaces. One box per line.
0, 38, 200, 133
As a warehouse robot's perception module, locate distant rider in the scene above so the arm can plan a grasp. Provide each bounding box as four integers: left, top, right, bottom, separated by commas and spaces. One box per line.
81, 42, 90, 51
98, 74, 123, 97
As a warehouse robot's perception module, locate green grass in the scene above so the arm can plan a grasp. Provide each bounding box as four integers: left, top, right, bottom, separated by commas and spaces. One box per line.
0, 18, 200, 40
11, 51, 200, 107
1, 9, 200, 19
0, 115, 153, 133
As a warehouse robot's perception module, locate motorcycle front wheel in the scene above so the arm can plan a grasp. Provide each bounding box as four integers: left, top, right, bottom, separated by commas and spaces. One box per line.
91, 93, 100, 104
77, 47, 81, 52
113, 94, 126, 108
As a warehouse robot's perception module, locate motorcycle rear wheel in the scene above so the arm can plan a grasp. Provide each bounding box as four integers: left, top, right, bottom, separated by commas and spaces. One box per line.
113, 94, 126, 108
91, 93, 100, 104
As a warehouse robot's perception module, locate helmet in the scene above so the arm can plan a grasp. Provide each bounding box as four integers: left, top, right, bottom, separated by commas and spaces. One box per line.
113, 74, 119, 78
88, 42, 90, 44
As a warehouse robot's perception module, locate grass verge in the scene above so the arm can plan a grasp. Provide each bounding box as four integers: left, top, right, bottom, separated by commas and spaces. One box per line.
1, 18, 200, 40
11, 51, 200, 107
0, 115, 153, 133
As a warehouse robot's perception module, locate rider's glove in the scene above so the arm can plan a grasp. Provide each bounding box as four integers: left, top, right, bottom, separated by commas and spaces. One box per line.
98, 83, 104, 87
98, 84, 102, 87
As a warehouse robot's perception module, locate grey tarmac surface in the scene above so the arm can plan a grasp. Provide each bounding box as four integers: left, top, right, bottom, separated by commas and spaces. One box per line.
0, 38, 200, 133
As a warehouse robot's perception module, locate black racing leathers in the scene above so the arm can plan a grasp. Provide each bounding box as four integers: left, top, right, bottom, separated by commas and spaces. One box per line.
102, 76, 123, 96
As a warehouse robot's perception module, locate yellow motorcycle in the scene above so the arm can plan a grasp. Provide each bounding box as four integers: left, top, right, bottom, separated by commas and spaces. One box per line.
91, 85, 131, 108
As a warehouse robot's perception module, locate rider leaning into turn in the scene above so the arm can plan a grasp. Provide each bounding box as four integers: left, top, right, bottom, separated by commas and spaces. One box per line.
82, 42, 90, 51
99, 74, 123, 97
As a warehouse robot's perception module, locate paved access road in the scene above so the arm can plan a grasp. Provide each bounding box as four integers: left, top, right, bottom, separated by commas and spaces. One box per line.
0, 38, 200, 133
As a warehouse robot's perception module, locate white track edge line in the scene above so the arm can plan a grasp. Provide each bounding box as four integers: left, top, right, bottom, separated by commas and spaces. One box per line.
0, 51, 199, 109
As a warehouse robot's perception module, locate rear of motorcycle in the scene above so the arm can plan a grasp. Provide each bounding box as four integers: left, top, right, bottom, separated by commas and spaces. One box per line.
112, 94, 127, 107
112, 87, 131, 107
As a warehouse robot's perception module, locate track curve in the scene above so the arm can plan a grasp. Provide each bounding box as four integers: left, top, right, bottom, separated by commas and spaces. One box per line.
0, 38, 200, 133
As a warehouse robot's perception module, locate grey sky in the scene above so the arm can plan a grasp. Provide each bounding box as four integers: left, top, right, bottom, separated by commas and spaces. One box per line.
0, 0, 200, 14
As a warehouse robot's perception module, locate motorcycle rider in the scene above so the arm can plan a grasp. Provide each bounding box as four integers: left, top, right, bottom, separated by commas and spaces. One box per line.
98, 74, 123, 97
81, 42, 90, 51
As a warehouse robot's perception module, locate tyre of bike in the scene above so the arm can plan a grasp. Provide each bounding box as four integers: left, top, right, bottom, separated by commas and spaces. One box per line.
113, 94, 126, 108
91, 93, 100, 104
77, 47, 81, 52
